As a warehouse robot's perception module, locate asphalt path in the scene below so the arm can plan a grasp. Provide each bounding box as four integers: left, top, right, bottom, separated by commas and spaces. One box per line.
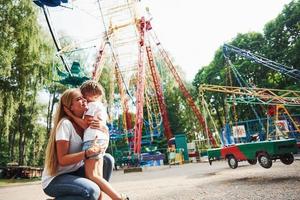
0, 159, 299, 200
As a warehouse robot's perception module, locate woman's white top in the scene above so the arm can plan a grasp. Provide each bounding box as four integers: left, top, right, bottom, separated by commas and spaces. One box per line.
41, 118, 84, 189
83, 101, 109, 142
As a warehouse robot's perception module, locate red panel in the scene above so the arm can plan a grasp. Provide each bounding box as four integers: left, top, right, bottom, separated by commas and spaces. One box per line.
146, 45, 173, 140
220, 146, 247, 160
133, 17, 146, 154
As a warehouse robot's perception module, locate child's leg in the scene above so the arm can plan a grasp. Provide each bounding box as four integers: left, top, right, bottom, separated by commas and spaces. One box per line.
85, 158, 122, 200
96, 159, 104, 200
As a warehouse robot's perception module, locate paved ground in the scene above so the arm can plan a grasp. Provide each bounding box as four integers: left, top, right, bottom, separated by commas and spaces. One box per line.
0, 159, 299, 200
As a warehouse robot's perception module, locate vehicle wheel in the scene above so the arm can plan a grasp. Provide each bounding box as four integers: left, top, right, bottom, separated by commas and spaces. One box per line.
258, 153, 272, 169
247, 159, 257, 165
227, 155, 238, 169
280, 153, 294, 165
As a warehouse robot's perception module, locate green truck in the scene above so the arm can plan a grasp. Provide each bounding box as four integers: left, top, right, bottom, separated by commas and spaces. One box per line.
207, 139, 298, 169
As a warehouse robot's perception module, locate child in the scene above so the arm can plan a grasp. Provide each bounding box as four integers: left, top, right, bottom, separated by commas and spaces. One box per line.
66, 80, 128, 200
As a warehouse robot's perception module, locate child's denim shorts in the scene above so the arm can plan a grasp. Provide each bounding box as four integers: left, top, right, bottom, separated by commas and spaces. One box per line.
82, 139, 108, 159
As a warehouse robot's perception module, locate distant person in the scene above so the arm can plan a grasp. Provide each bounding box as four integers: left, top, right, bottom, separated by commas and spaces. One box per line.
65, 80, 129, 200
42, 88, 114, 200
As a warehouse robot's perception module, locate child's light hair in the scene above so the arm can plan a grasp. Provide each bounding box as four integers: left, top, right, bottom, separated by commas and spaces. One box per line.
80, 80, 105, 97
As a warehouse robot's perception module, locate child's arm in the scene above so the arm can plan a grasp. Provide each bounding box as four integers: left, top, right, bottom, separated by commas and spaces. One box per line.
64, 106, 107, 132
88, 117, 109, 134
64, 106, 90, 129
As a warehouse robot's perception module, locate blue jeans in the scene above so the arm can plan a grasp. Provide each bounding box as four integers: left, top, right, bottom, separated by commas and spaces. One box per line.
43, 153, 114, 200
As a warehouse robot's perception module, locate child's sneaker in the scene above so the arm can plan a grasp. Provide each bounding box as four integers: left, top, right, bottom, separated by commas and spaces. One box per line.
120, 194, 129, 200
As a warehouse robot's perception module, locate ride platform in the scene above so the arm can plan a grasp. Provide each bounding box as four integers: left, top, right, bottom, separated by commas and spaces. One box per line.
208, 138, 298, 169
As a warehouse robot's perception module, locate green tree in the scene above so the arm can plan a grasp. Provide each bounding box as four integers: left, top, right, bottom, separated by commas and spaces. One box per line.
264, 0, 300, 88
192, 0, 300, 142
0, 0, 54, 166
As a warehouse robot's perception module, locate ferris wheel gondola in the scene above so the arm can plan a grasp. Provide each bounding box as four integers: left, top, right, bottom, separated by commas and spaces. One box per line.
34, 0, 99, 87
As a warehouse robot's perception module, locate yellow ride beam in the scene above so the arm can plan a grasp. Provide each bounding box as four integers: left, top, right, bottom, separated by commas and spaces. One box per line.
199, 84, 300, 106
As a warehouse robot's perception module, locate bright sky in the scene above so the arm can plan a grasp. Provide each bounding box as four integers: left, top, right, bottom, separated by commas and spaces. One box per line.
47, 0, 292, 81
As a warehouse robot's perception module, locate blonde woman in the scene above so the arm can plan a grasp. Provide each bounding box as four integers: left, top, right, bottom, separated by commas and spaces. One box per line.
65, 81, 129, 200
42, 88, 114, 200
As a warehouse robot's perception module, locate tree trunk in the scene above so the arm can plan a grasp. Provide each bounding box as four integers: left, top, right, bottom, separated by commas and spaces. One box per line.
0, 95, 11, 154
18, 104, 24, 165
8, 125, 17, 161
47, 87, 57, 136
0, 97, 7, 154
221, 98, 227, 124
215, 104, 224, 128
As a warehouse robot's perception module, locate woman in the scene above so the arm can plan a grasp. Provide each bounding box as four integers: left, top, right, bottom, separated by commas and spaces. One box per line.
42, 88, 113, 200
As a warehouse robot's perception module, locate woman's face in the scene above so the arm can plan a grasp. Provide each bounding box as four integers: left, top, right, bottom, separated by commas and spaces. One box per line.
70, 90, 88, 117
84, 93, 101, 103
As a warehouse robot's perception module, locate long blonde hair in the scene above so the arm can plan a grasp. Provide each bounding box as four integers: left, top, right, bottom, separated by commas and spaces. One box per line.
44, 88, 80, 176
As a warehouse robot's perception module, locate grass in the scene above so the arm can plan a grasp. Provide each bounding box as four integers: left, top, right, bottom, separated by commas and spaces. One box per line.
0, 177, 41, 187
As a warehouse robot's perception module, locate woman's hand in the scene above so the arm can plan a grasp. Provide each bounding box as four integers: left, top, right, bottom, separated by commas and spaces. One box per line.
85, 136, 107, 158
88, 117, 109, 134
64, 106, 74, 119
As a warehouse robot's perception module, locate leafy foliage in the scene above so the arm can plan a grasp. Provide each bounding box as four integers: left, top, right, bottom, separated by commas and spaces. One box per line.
0, 0, 54, 166
192, 0, 300, 141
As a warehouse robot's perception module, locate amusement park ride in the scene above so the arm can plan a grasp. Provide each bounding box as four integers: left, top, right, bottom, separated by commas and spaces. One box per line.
206, 44, 300, 169
34, 0, 299, 168
34, 0, 217, 167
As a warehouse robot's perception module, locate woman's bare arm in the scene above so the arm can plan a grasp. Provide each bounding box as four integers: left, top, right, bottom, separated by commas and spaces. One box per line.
56, 140, 85, 166
56, 137, 106, 166
64, 106, 89, 129
64, 106, 108, 132
87, 116, 109, 133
